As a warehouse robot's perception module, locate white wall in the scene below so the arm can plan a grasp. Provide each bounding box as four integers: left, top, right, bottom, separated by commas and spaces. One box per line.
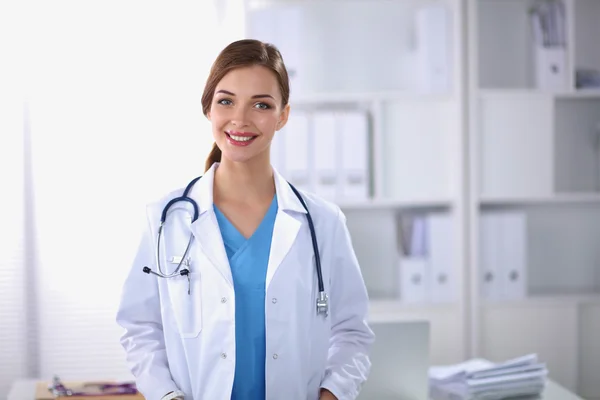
0, 0, 244, 397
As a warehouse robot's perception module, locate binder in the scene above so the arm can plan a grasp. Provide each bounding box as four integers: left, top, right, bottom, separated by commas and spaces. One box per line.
270, 130, 286, 175
500, 211, 527, 300
480, 213, 502, 300
283, 112, 311, 192
530, 0, 568, 90
338, 111, 370, 200
400, 257, 430, 304
428, 214, 456, 303
534, 47, 567, 90
398, 215, 431, 303
246, 6, 304, 91
414, 3, 452, 93
313, 112, 339, 201
479, 211, 528, 301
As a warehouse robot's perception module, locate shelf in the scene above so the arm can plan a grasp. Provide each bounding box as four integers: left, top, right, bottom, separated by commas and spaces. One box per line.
338, 197, 454, 210
292, 91, 455, 105
479, 89, 600, 99
555, 89, 600, 99
478, 207, 600, 302
480, 192, 600, 206
482, 293, 600, 308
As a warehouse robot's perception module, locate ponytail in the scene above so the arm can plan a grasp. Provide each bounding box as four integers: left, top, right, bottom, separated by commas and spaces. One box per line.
205, 142, 222, 172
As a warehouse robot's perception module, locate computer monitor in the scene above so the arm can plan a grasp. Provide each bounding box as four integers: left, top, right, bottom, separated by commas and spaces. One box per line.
358, 320, 430, 400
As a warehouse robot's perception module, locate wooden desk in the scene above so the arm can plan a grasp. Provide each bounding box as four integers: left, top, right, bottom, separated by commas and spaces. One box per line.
8, 378, 584, 400
9, 380, 145, 400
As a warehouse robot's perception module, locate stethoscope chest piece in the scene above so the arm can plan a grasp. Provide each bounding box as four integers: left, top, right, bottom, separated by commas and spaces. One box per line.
317, 291, 329, 317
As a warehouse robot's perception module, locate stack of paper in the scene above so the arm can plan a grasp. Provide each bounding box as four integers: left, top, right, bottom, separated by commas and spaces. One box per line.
429, 354, 548, 400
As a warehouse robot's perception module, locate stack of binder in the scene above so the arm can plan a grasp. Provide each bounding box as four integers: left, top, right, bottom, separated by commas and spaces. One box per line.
429, 354, 548, 400
398, 213, 456, 304
529, 0, 567, 90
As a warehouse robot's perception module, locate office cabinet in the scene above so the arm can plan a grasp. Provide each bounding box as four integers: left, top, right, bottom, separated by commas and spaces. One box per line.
471, 0, 600, 397
243, 0, 600, 396
245, 0, 467, 367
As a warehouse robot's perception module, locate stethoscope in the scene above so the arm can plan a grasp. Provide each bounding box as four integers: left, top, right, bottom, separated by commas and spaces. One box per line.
143, 176, 328, 317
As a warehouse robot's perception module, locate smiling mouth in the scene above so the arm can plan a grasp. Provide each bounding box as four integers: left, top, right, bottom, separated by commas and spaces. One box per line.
225, 131, 258, 146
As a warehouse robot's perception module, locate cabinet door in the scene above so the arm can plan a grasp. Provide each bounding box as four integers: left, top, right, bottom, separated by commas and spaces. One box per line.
478, 94, 554, 198
580, 304, 600, 399
480, 303, 578, 391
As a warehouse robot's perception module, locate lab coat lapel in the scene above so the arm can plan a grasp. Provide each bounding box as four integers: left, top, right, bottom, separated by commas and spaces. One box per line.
265, 169, 307, 289
188, 164, 233, 287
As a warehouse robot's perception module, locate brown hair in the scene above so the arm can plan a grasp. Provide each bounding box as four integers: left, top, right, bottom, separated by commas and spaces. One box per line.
201, 39, 291, 172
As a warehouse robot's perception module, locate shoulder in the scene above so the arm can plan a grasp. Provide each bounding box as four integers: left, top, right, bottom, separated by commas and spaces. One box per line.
292, 188, 346, 232
143, 185, 190, 225
146, 187, 187, 210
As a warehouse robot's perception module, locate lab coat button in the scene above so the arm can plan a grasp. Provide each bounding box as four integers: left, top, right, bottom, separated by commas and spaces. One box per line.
221, 297, 227, 303
272, 353, 278, 359
271, 298, 277, 304
221, 353, 227, 359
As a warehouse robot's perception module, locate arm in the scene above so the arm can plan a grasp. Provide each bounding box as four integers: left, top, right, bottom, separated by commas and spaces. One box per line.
116, 218, 180, 400
319, 208, 375, 400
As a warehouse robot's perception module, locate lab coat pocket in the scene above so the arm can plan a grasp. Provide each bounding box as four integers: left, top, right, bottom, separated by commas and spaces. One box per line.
167, 272, 203, 338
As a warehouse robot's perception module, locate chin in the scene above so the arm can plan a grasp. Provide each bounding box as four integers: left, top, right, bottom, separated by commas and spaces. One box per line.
220, 150, 258, 165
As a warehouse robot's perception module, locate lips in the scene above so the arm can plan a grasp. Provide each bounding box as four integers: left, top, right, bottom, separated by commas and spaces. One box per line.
225, 131, 258, 147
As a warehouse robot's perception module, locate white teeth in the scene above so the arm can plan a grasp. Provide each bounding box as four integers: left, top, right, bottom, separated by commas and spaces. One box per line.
229, 134, 254, 142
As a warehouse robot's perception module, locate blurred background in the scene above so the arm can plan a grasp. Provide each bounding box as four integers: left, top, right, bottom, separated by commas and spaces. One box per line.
1, 0, 600, 399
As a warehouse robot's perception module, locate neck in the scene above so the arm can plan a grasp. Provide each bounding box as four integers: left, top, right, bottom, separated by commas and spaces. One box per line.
213, 157, 275, 204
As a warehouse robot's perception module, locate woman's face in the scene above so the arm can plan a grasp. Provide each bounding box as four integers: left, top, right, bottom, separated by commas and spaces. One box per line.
207, 65, 289, 166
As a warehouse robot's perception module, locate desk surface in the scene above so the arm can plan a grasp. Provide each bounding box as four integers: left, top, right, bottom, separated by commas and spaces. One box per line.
8, 378, 584, 400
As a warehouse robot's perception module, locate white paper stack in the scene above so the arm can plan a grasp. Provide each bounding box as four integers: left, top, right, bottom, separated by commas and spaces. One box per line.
429, 354, 548, 400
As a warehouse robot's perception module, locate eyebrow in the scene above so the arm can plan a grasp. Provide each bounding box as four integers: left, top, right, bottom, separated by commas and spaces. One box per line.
215, 89, 275, 100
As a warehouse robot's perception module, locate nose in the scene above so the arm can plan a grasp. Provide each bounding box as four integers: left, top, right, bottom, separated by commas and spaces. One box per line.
231, 106, 250, 128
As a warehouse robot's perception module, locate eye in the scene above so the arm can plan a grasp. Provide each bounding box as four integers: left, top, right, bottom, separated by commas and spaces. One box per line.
254, 102, 271, 110
217, 98, 232, 106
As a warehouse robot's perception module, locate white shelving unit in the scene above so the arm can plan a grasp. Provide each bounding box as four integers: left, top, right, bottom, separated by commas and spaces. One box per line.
243, 0, 600, 396
244, 0, 468, 366
470, 0, 600, 397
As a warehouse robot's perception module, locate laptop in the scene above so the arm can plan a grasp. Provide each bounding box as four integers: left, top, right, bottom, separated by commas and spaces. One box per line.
358, 320, 430, 400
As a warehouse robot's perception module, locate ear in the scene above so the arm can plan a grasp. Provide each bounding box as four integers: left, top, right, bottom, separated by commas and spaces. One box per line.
276, 104, 291, 131
206, 111, 211, 121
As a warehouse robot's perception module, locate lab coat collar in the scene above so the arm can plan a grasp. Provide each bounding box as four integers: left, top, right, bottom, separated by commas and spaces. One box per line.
185, 162, 307, 288
188, 162, 307, 215
273, 167, 308, 214
186, 163, 232, 286
188, 162, 217, 216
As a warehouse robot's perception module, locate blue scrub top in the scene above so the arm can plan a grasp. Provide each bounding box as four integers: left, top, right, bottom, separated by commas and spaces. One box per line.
214, 196, 278, 400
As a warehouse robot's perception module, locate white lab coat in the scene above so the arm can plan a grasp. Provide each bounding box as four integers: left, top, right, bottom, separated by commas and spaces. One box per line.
116, 163, 374, 400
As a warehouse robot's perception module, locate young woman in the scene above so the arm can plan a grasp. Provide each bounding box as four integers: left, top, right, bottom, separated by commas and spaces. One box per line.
116, 39, 374, 400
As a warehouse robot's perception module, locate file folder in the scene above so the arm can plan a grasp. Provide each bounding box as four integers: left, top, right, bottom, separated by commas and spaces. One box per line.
428, 214, 456, 303
400, 256, 430, 304
270, 130, 286, 176
399, 215, 431, 303
500, 211, 527, 300
338, 111, 370, 200
313, 112, 339, 201
479, 211, 528, 300
479, 213, 502, 300
414, 3, 452, 93
283, 112, 311, 192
